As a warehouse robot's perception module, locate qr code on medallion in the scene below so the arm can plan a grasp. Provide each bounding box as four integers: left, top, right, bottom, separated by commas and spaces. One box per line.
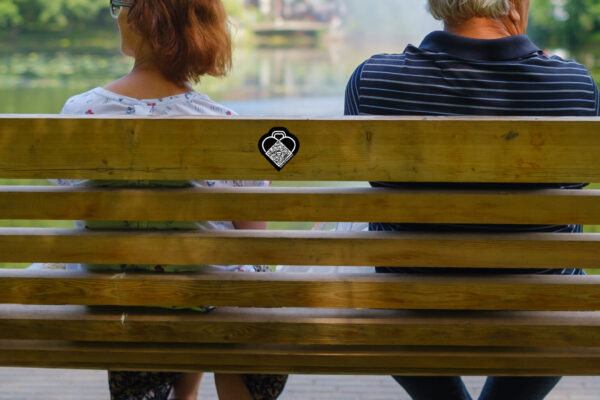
259, 127, 299, 170
266, 142, 293, 167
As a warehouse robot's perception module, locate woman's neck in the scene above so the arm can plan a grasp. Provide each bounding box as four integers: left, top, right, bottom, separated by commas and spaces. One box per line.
104, 59, 192, 100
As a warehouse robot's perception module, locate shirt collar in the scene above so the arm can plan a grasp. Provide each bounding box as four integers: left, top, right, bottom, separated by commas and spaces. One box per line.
419, 30, 542, 61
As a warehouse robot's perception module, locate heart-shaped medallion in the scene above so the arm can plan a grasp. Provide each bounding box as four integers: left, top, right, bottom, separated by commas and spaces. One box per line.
259, 128, 299, 171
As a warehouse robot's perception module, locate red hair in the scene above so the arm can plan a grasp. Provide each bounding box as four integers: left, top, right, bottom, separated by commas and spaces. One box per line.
127, 0, 232, 85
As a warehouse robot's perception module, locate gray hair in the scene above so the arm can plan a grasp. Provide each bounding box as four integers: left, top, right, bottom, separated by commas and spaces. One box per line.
428, 0, 511, 24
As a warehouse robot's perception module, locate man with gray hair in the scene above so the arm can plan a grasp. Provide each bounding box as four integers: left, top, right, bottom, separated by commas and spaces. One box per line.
345, 0, 599, 399
429, 0, 514, 24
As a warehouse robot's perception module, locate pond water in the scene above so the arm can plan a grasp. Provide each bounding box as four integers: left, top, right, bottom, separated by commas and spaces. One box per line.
0, 41, 410, 116
3, 31, 596, 117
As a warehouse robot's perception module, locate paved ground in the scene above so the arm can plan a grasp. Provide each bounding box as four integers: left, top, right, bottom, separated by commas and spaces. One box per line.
0, 369, 599, 399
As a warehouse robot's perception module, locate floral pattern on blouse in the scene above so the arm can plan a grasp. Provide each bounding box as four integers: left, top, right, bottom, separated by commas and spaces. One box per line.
59, 87, 269, 273
62, 87, 236, 116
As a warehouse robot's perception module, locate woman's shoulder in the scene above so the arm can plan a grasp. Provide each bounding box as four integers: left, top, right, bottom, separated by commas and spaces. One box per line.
60, 87, 143, 115
167, 91, 236, 116
61, 87, 106, 115
60, 87, 236, 116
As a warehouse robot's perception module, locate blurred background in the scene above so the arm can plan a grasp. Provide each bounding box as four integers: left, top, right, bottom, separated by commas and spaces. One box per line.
0, 0, 598, 116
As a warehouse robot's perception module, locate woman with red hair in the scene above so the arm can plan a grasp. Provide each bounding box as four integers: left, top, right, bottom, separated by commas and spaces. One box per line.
58, 0, 288, 399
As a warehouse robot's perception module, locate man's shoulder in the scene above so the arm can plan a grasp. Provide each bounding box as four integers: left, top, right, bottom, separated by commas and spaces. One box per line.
520, 51, 593, 74
363, 47, 418, 66
350, 48, 417, 84
358, 44, 440, 75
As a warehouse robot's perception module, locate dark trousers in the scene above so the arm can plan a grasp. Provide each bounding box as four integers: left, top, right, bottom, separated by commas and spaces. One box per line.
393, 376, 561, 400
375, 266, 564, 400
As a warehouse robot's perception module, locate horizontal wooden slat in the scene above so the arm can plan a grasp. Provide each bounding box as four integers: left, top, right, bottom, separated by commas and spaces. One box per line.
1, 271, 599, 310
1, 186, 600, 224
1, 116, 599, 182
0, 228, 598, 269
2, 340, 600, 375
1, 306, 600, 348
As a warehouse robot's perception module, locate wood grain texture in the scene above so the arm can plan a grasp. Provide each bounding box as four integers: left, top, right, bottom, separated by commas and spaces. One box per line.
0, 116, 599, 182
0, 228, 598, 269
3, 115, 600, 376
1, 186, 600, 224
1, 305, 600, 348
2, 340, 600, 375
1, 270, 598, 310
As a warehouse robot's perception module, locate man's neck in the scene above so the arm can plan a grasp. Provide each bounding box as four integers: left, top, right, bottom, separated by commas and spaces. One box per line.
445, 17, 519, 39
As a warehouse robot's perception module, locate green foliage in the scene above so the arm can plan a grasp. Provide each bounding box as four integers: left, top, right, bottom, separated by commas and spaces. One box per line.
1, 0, 110, 31
0, 0, 248, 32
35, 0, 106, 28
529, 0, 600, 49
224, 0, 245, 19
0, 0, 21, 27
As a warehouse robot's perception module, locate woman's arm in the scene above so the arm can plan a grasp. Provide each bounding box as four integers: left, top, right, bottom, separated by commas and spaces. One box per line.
233, 222, 267, 230
233, 181, 270, 231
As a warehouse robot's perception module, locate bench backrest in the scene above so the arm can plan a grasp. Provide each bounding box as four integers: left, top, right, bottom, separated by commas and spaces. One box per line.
1, 115, 600, 375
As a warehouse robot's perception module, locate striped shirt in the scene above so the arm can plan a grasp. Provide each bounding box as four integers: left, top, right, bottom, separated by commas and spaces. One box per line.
346, 31, 600, 117
345, 30, 600, 275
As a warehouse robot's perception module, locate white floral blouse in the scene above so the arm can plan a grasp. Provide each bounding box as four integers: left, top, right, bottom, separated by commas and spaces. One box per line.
56, 87, 269, 273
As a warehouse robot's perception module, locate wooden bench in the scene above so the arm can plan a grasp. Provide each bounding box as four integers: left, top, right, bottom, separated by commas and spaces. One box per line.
0, 115, 600, 377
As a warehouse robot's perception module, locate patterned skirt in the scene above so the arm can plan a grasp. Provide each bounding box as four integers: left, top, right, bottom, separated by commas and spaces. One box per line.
106, 265, 287, 400
108, 371, 289, 400
28, 263, 287, 399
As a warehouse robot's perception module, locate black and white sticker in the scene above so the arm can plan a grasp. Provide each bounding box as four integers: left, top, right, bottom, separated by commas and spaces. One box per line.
259, 127, 299, 171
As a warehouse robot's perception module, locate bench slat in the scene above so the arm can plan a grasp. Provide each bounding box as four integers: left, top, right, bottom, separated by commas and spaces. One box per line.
0, 228, 598, 269
1, 306, 600, 348
1, 186, 600, 225
2, 115, 600, 377
1, 116, 599, 182
1, 271, 598, 310
2, 340, 600, 375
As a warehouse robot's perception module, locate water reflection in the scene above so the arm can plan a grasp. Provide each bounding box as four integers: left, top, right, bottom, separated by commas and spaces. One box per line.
0, 40, 414, 115
1, 36, 598, 116
218, 44, 376, 100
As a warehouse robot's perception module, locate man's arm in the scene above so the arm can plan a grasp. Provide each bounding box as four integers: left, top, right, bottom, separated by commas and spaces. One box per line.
595, 81, 600, 116
344, 61, 367, 116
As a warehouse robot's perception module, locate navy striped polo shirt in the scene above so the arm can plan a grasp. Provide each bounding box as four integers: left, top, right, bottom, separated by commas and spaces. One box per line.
345, 30, 600, 275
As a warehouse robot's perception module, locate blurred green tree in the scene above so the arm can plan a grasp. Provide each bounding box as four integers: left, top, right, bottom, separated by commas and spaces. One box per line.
2, 0, 107, 31
529, 0, 600, 49
0, 0, 22, 28
35, 0, 106, 29
1, 0, 244, 32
